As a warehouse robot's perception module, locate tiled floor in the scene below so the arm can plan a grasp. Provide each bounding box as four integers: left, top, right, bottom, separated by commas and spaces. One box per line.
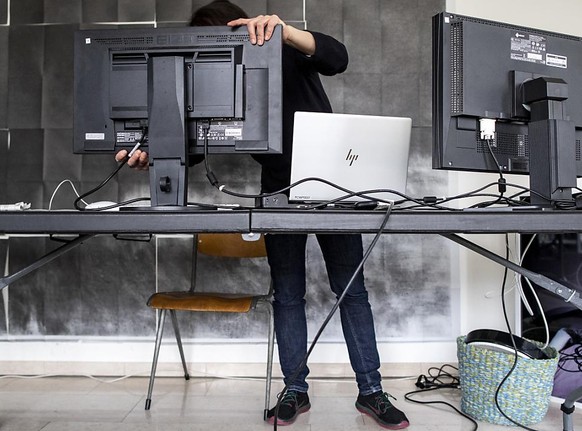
0, 374, 578, 431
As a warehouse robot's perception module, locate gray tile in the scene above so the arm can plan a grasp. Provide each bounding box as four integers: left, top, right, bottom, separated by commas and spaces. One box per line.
81, 0, 118, 23
5, 238, 49, 335
320, 75, 345, 113
43, 129, 81, 182
190, 0, 269, 20
0, 28, 7, 128
7, 129, 44, 183
342, 73, 382, 115
42, 246, 86, 336
267, 0, 303, 21
69, 236, 155, 336
156, 236, 193, 293
10, 0, 44, 24
381, 69, 419, 121
155, 0, 192, 23
42, 25, 76, 130
406, 126, 448, 198
8, 26, 45, 129
343, 0, 382, 74
234, 0, 268, 18
80, 153, 120, 182
306, 0, 342, 40
0, 0, 6, 24
44, 0, 82, 24
119, 0, 155, 22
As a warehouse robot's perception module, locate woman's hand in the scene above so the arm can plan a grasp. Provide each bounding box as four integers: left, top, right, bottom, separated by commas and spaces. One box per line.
115, 149, 149, 170
228, 14, 315, 56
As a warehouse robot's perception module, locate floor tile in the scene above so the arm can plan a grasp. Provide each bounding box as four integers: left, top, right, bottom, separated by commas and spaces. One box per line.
0, 375, 579, 431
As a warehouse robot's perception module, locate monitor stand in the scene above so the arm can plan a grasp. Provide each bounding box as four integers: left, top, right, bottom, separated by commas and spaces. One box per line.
522, 77, 577, 208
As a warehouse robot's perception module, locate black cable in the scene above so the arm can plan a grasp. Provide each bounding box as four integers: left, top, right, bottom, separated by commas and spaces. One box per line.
201, 122, 220, 189
201, 146, 557, 212
404, 364, 477, 430
271, 204, 393, 430
74, 160, 128, 211
494, 234, 541, 431
557, 344, 582, 373
74, 130, 148, 211
405, 386, 478, 431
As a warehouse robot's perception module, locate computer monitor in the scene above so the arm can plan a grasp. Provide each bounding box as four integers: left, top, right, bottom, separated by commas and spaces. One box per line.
73, 25, 282, 208
432, 12, 582, 206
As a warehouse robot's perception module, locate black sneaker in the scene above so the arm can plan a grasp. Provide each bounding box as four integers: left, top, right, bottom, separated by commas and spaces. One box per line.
356, 391, 409, 429
266, 390, 311, 426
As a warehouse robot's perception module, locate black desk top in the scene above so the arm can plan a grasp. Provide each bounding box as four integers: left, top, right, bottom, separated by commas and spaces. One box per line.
0, 208, 581, 235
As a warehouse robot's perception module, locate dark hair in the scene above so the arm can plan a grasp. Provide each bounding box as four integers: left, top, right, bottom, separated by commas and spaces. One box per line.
190, 0, 248, 26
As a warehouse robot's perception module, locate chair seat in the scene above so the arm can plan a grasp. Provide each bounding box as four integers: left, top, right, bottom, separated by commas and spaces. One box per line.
147, 291, 256, 312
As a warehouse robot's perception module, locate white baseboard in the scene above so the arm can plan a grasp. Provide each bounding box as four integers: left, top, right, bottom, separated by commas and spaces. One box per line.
0, 337, 458, 377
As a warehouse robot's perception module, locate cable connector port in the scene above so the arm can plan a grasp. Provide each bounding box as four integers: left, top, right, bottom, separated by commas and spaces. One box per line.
257, 194, 289, 208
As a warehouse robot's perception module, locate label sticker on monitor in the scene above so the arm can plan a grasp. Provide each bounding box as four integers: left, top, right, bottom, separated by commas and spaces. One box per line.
85, 133, 105, 140
116, 131, 144, 144
198, 122, 243, 141
546, 53, 568, 68
510, 32, 547, 65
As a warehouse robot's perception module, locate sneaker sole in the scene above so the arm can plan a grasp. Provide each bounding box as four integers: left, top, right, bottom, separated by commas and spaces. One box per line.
356, 404, 410, 430
266, 403, 311, 426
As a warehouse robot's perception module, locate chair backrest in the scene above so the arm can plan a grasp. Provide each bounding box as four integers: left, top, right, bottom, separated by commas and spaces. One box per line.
196, 233, 267, 258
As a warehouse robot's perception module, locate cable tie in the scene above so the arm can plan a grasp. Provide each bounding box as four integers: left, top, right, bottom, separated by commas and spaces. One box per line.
218, 185, 225, 192
127, 141, 142, 158
498, 178, 507, 194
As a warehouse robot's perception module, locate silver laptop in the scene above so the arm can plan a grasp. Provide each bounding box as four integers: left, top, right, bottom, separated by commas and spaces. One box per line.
289, 112, 412, 204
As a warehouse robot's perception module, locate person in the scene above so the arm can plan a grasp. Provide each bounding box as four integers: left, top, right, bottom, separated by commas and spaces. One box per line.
115, 1, 409, 429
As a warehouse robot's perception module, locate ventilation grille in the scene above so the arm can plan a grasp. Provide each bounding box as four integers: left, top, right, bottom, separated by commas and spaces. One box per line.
453, 14, 582, 42
91, 33, 249, 48
577, 139, 581, 161
477, 131, 529, 158
93, 36, 154, 47
197, 33, 250, 43
450, 22, 463, 115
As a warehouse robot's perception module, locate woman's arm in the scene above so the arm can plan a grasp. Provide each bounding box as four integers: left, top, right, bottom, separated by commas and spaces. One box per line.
228, 15, 315, 56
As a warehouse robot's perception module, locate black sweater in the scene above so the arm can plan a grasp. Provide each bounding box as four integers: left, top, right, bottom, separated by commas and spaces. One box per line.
253, 31, 349, 193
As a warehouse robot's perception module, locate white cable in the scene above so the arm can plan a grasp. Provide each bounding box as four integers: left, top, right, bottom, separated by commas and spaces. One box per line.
518, 234, 551, 348
517, 234, 536, 316
48, 179, 89, 210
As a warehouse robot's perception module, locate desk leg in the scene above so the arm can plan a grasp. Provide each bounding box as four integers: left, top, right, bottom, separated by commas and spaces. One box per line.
562, 386, 582, 431
442, 233, 582, 311
0, 234, 96, 291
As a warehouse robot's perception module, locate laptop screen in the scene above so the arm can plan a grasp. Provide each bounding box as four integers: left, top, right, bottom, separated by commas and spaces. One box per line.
289, 112, 412, 204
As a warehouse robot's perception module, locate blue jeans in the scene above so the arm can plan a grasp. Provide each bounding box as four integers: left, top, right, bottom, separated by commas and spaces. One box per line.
264, 233, 382, 396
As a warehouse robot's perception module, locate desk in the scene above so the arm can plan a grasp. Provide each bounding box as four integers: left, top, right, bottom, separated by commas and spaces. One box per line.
0, 209, 251, 234
250, 209, 582, 234
0, 209, 581, 308
1, 209, 582, 235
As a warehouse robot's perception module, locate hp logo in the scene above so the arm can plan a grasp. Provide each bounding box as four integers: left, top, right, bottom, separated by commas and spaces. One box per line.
346, 149, 358, 166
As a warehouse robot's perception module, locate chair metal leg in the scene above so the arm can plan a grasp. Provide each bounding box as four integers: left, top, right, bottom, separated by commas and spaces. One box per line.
169, 309, 190, 380
259, 300, 275, 420
146, 309, 166, 410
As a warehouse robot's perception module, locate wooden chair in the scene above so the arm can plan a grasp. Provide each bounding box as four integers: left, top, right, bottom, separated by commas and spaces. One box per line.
145, 233, 274, 418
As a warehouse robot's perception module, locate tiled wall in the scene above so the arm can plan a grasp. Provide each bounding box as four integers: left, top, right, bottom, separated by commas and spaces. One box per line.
1, 0, 454, 342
